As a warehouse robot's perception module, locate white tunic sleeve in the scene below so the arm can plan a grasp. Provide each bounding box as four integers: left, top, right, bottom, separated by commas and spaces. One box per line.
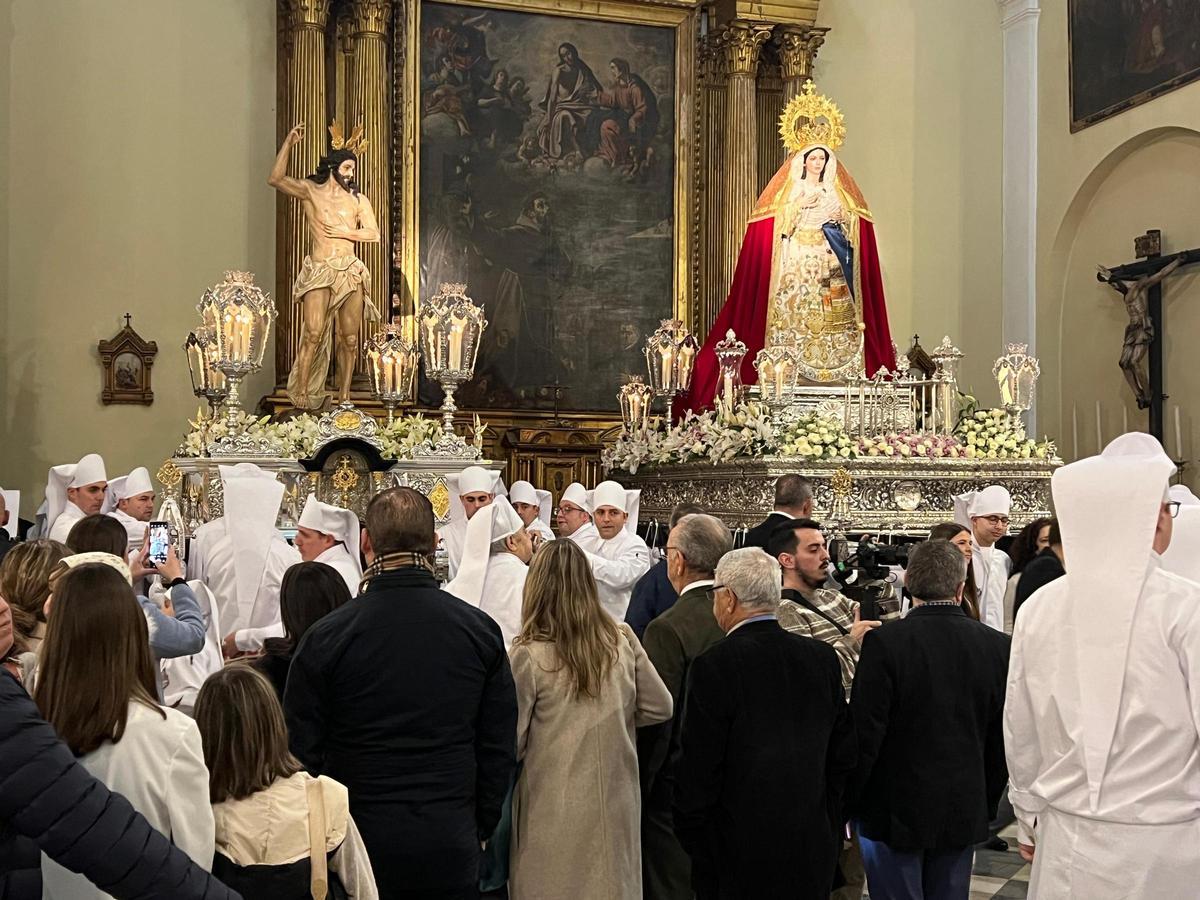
1004, 613, 1044, 847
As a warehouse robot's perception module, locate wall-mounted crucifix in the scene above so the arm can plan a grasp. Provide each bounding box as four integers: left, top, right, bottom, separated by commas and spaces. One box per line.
1097, 230, 1200, 445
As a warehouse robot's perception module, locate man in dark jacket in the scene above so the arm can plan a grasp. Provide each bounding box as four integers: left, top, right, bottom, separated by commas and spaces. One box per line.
1, 668, 237, 900
639, 512, 731, 899
626, 501, 705, 639
742, 474, 812, 549
849, 539, 1010, 900
285, 487, 518, 899
1014, 519, 1065, 620
673, 547, 854, 899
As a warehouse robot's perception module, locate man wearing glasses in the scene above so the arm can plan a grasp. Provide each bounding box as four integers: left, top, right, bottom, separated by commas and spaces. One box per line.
963, 485, 1012, 632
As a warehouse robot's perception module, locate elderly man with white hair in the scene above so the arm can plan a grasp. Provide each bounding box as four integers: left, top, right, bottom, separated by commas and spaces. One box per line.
556, 482, 599, 550
186, 464, 300, 658
45, 453, 108, 542
955, 484, 1012, 632
673, 547, 854, 899
446, 497, 533, 647
1006, 433, 1200, 897
579, 480, 651, 621
105, 467, 155, 550
442, 465, 505, 579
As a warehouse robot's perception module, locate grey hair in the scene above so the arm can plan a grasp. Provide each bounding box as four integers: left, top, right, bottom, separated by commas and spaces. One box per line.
906, 540, 967, 603
715, 547, 781, 612
672, 513, 733, 577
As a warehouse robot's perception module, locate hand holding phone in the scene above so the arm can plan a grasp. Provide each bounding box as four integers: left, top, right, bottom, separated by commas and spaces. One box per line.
148, 521, 170, 567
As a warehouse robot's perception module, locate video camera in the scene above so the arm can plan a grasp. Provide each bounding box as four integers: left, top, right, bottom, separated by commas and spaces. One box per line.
829, 535, 913, 621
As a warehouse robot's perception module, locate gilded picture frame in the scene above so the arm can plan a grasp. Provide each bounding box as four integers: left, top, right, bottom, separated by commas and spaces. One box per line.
395, 0, 697, 413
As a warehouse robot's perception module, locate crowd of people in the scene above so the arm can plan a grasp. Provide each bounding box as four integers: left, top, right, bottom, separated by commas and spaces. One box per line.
3, 432, 1200, 899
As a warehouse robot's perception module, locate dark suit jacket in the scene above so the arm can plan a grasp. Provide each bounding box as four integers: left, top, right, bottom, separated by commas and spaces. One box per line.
1014, 548, 1065, 620
742, 511, 793, 550
848, 604, 1010, 851
284, 567, 517, 896
625, 558, 678, 640
639, 585, 725, 795
673, 620, 855, 900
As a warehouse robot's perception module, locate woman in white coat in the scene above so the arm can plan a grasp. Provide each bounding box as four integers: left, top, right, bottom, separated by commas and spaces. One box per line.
34, 560, 214, 898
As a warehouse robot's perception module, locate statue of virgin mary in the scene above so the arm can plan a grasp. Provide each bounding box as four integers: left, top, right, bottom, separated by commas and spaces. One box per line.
683, 84, 895, 413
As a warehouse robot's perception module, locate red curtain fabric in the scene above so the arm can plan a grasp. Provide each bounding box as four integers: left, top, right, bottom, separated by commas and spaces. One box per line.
858, 218, 897, 376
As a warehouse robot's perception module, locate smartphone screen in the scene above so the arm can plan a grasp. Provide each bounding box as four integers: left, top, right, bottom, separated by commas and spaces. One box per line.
148, 521, 170, 567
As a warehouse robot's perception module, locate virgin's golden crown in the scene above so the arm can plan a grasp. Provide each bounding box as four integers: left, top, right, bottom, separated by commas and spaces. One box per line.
779, 82, 846, 153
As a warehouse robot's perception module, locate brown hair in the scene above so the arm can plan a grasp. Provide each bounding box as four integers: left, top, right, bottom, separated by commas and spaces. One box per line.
365, 487, 435, 556
928, 522, 980, 620
66, 514, 128, 556
35, 564, 163, 755
515, 540, 619, 699
0, 539, 69, 654
195, 664, 303, 804
271, 561, 353, 654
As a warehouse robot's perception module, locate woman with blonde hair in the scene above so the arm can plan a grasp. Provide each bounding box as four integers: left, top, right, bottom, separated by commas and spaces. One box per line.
195, 665, 377, 899
35, 561, 214, 897
0, 539, 69, 658
508, 539, 673, 899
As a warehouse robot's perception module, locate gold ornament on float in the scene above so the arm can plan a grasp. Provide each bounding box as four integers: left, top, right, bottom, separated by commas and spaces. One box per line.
779, 82, 846, 153
328, 119, 369, 156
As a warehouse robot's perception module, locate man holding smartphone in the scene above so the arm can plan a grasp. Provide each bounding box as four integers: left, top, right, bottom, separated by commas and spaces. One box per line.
105, 467, 156, 552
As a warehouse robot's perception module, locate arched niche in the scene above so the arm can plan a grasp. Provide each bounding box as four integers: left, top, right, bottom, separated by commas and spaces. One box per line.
1038, 127, 1200, 466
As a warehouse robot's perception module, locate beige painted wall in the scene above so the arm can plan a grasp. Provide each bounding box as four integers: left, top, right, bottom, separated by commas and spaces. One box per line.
1036, 4, 1200, 473
815, 0, 1004, 394
0, 0, 277, 510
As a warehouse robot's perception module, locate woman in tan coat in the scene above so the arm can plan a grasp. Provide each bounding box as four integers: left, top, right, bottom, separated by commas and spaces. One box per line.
509, 539, 673, 900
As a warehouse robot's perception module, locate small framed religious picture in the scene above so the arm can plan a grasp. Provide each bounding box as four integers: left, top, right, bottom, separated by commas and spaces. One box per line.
99, 314, 157, 405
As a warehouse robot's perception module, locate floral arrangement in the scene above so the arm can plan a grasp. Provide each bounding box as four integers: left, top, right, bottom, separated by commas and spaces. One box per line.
176, 409, 444, 461
604, 399, 1058, 473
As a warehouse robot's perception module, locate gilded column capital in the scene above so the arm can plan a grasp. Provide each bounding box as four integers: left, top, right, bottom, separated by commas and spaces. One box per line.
718, 20, 773, 78
350, 0, 392, 37
280, 0, 331, 31
774, 25, 828, 82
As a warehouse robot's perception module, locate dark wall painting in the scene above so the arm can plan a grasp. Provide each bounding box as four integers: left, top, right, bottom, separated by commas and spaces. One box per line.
419, 1, 676, 411
1071, 0, 1200, 131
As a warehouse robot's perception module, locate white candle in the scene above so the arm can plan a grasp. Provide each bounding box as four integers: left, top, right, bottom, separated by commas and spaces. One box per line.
774, 362, 785, 400
449, 320, 464, 371
1175, 406, 1183, 459
1072, 404, 1079, 460
630, 391, 643, 429
661, 348, 674, 391
367, 349, 380, 390
722, 371, 734, 405
678, 345, 695, 388
1095, 401, 1103, 453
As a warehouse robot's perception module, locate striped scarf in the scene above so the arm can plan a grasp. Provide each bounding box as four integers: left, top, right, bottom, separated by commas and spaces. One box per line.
360, 550, 436, 591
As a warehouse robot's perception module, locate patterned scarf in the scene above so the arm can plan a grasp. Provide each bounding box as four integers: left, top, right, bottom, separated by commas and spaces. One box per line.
360, 550, 436, 591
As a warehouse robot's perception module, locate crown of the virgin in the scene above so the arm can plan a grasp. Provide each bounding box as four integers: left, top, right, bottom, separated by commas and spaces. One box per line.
779, 82, 846, 154
329, 120, 369, 156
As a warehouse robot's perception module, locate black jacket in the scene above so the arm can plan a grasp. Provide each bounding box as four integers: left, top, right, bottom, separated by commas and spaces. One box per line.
673, 620, 855, 900
284, 567, 517, 896
742, 511, 793, 550
848, 604, 1010, 851
1014, 547, 1065, 620
0, 670, 238, 900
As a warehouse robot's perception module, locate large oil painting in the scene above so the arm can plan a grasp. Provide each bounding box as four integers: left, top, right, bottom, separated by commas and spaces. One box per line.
418, 1, 677, 411
1071, 0, 1200, 131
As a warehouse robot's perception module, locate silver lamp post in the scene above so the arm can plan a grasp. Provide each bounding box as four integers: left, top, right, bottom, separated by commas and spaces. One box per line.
993, 342, 1041, 439
414, 283, 487, 458
365, 321, 419, 425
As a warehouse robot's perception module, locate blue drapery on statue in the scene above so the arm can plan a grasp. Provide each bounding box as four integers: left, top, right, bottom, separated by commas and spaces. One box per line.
823, 221, 855, 297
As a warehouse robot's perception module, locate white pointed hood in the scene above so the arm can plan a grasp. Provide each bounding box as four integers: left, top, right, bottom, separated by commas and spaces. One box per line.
299, 494, 362, 578
509, 480, 552, 528
1052, 432, 1175, 805
104, 467, 154, 514
446, 466, 507, 524
587, 481, 641, 535
45, 454, 107, 530
219, 464, 284, 620
1161, 484, 1200, 583
953, 484, 1011, 528
445, 497, 525, 607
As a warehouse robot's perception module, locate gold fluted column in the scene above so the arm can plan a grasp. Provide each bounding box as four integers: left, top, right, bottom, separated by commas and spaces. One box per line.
277, 0, 331, 386
774, 25, 827, 103
349, 0, 391, 378
718, 20, 772, 303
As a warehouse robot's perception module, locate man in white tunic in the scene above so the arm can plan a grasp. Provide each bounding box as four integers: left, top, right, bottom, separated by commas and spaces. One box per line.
581, 480, 651, 621
445, 497, 532, 648
186, 464, 299, 657
296, 494, 363, 595
556, 482, 599, 551
1006, 433, 1200, 898
955, 485, 1011, 632
45, 454, 108, 542
105, 467, 155, 551
509, 480, 555, 545
442, 466, 506, 580
1161, 484, 1200, 582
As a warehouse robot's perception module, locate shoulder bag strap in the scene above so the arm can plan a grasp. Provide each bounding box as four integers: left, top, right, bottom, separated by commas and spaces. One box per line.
790, 592, 850, 637
305, 776, 329, 900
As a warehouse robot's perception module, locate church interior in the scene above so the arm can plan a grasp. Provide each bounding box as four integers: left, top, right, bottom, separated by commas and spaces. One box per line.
4, 1, 1200, 899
